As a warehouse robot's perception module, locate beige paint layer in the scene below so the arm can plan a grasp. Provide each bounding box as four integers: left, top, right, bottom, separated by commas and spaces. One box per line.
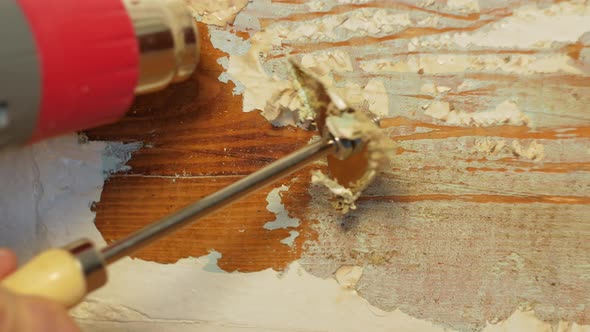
216, 0, 590, 129
209, 0, 590, 330
186, 0, 249, 26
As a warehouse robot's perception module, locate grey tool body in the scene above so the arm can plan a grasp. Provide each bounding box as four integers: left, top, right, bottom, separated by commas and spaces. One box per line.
0, 1, 42, 147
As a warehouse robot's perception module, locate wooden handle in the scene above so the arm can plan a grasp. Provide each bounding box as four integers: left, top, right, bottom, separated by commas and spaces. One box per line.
1, 239, 107, 308
1, 249, 87, 308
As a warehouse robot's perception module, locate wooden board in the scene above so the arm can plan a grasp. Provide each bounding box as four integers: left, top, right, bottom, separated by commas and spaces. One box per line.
87, 1, 590, 329
88, 23, 315, 271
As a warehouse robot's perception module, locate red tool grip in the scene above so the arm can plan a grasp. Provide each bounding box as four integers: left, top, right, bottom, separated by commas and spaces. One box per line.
17, 0, 140, 142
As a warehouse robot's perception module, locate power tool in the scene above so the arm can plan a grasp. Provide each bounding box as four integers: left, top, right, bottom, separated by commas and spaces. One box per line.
0, 0, 199, 148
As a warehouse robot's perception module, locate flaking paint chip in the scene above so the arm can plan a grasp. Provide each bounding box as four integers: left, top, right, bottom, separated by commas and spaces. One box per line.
290, 61, 395, 214
335, 265, 364, 289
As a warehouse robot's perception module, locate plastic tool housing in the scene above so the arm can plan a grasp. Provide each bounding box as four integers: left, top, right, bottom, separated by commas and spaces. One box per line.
0, 0, 199, 148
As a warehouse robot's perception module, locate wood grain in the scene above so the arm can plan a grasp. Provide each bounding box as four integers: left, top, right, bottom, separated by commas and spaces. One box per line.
88, 1, 590, 330
88, 23, 316, 271
94, 173, 314, 271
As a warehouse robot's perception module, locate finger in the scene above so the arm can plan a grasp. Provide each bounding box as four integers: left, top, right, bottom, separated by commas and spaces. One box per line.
0, 249, 17, 279
19, 296, 81, 332
0, 288, 17, 332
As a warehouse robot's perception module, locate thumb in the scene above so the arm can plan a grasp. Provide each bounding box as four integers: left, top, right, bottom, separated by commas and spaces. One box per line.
0, 249, 17, 279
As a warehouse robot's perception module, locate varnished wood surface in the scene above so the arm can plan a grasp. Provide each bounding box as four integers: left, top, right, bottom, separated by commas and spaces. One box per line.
87, 15, 590, 272
88, 23, 316, 271
86, 1, 590, 328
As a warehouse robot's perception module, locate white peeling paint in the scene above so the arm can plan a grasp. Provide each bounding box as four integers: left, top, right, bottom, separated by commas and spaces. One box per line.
206, 0, 590, 328
446, 0, 479, 13
420, 83, 437, 96
186, 0, 249, 26
510, 140, 545, 161
263, 185, 301, 246
223, 44, 391, 124
208, 27, 251, 56
0, 135, 141, 261
425, 100, 529, 128
436, 86, 451, 94
335, 265, 364, 289
280, 230, 300, 247
263, 185, 300, 231
307, 0, 331, 11
202, 250, 225, 273
362, 79, 390, 118
212, 4, 397, 124
223, 27, 291, 115
338, 11, 411, 37
454, 2, 590, 49
311, 170, 359, 211
424, 100, 451, 120
361, 54, 584, 75
215, 0, 590, 133
474, 138, 545, 162
265, 8, 412, 44
300, 50, 354, 76
102, 141, 143, 176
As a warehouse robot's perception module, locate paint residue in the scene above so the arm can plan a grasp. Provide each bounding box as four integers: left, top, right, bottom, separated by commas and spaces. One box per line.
312, 108, 396, 213
280, 230, 300, 247
423, 101, 451, 120
492, 253, 526, 274
362, 79, 390, 118
421, 83, 437, 95
425, 100, 529, 128
300, 50, 354, 77
455, 2, 590, 49
202, 250, 225, 273
302, 189, 590, 330
227, 47, 390, 127
577, 32, 590, 69
263, 185, 300, 246
446, 0, 479, 13
186, 0, 249, 26
263, 185, 300, 230
362, 54, 583, 75
474, 138, 545, 161
208, 27, 251, 57
275, 9, 413, 43
306, 0, 377, 11
206, 0, 590, 330
102, 141, 143, 177
214, 6, 394, 126
214, 0, 590, 133
335, 265, 364, 289
311, 171, 359, 213
288, 63, 395, 214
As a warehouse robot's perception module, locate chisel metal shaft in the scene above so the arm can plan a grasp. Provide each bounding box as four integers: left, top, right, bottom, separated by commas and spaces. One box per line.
102, 138, 335, 263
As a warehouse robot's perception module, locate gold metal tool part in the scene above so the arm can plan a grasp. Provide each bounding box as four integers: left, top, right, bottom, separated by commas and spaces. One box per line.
124, 0, 200, 94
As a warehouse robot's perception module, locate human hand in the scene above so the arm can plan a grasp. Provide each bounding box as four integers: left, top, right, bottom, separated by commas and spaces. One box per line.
0, 249, 80, 332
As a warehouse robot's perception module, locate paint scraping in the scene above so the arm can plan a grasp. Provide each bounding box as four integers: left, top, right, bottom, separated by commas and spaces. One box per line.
291, 62, 396, 213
